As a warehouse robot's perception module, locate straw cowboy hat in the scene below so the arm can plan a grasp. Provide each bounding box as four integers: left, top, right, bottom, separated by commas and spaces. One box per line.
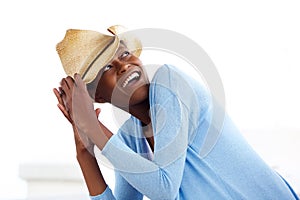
56, 25, 142, 83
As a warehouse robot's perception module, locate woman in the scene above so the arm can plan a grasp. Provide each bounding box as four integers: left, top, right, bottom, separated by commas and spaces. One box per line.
53, 25, 299, 199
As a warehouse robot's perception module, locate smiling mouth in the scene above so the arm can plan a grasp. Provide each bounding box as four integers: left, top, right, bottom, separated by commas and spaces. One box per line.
122, 71, 141, 88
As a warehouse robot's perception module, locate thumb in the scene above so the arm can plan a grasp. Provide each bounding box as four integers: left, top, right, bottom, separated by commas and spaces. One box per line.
95, 108, 101, 118
74, 73, 85, 89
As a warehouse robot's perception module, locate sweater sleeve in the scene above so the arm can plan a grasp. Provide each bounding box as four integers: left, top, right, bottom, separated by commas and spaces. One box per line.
114, 171, 143, 200
90, 186, 115, 200
88, 168, 143, 200
101, 66, 190, 199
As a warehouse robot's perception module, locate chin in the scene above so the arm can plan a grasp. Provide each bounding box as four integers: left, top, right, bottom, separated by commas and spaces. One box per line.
129, 84, 149, 106
111, 84, 149, 109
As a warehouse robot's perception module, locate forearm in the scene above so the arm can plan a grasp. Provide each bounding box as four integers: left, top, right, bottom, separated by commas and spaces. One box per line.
101, 132, 187, 199
77, 152, 107, 196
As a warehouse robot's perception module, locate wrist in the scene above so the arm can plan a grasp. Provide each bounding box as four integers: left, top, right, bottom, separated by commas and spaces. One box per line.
75, 143, 94, 154
76, 149, 95, 163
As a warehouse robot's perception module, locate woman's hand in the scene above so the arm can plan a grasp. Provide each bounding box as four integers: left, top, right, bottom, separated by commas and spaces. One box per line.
59, 74, 99, 134
56, 74, 111, 150
53, 79, 101, 156
53, 86, 73, 124
54, 78, 109, 196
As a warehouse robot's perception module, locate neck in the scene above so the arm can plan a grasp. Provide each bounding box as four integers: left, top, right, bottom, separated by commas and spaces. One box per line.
120, 99, 151, 125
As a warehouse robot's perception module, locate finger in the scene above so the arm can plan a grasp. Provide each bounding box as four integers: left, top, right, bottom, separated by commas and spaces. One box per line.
57, 104, 72, 123
53, 88, 63, 100
58, 87, 65, 96
60, 79, 70, 97
60, 77, 74, 96
60, 78, 68, 89
57, 102, 68, 115
95, 108, 101, 118
53, 88, 64, 105
53, 88, 65, 107
74, 73, 85, 89
64, 76, 75, 89
53, 88, 61, 99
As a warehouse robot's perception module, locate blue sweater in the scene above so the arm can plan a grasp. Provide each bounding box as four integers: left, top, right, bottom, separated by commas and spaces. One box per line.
91, 64, 298, 200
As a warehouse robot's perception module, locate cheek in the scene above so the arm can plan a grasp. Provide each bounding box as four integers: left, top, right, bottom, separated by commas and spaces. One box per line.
136, 60, 143, 67
129, 55, 142, 65
95, 79, 114, 102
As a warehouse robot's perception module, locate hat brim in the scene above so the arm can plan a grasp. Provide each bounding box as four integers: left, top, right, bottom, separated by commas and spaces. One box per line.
82, 32, 142, 84
81, 36, 120, 83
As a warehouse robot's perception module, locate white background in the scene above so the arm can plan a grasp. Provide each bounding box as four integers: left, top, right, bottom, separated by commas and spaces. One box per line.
0, 0, 299, 199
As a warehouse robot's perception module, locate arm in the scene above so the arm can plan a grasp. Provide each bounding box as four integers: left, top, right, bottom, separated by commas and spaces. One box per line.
57, 76, 144, 199
53, 87, 114, 199
59, 71, 189, 199
102, 94, 188, 199
59, 75, 112, 150
114, 171, 143, 200
74, 125, 108, 196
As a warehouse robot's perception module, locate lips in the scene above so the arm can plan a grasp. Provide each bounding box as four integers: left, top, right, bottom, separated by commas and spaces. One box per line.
122, 71, 141, 88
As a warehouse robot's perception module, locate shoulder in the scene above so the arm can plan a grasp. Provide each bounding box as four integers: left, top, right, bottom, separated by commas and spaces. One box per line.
151, 64, 206, 91
150, 64, 184, 94
150, 64, 212, 114
151, 64, 181, 83
151, 64, 209, 97
149, 64, 178, 105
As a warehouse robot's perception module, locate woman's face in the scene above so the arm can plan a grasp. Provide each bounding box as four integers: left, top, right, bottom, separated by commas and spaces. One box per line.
88, 44, 149, 109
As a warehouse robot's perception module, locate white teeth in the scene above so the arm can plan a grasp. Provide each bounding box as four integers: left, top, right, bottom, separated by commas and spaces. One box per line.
122, 72, 140, 87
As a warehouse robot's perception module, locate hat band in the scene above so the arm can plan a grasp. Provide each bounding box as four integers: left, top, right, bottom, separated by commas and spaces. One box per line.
82, 37, 116, 80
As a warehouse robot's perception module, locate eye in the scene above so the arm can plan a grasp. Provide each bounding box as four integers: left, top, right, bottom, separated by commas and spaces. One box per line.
120, 51, 130, 59
103, 64, 113, 72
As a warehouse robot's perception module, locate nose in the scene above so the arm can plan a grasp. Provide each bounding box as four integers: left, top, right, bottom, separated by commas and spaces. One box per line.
115, 61, 130, 75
